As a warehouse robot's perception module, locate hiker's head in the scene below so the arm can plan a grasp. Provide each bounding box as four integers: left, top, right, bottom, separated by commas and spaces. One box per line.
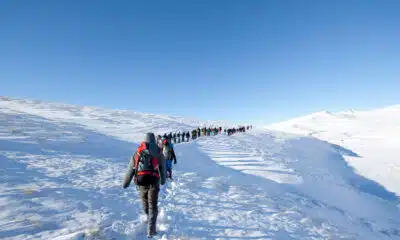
144, 132, 156, 144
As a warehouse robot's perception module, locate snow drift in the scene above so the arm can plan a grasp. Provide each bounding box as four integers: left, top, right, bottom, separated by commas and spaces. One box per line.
266, 106, 400, 197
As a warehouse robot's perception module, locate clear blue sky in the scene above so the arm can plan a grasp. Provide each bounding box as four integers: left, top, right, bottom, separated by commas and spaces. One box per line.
1, 0, 399, 124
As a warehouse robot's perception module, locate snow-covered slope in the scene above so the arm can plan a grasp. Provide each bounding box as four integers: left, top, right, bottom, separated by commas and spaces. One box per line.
0, 97, 226, 143
1, 97, 399, 240
266, 106, 400, 197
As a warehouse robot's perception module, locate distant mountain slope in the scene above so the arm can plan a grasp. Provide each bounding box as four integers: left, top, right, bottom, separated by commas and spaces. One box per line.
1, 97, 399, 240
0, 96, 227, 143
266, 106, 400, 196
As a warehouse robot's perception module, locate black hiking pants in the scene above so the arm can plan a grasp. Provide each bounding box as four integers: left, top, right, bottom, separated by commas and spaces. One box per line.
139, 184, 160, 235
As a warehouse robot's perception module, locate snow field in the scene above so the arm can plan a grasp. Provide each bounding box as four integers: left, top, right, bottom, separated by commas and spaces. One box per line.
1, 97, 399, 239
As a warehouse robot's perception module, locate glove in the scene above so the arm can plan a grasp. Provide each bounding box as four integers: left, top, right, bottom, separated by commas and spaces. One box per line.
174, 160, 177, 164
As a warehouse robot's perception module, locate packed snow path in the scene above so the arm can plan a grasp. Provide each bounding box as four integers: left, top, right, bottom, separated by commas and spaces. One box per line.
1, 98, 400, 239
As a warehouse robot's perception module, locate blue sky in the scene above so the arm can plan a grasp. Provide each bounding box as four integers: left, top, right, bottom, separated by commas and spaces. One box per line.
1, 0, 399, 124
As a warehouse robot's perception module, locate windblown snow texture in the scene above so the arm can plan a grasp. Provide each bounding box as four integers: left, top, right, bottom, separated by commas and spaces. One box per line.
1, 97, 399, 240
266, 107, 400, 197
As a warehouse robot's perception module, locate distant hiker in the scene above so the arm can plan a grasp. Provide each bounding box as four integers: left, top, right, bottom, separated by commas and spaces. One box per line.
177, 132, 181, 143
173, 133, 177, 144
162, 138, 177, 179
186, 131, 190, 142
181, 132, 185, 142
197, 127, 201, 137
168, 132, 173, 141
122, 133, 166, 238
192, 129, 197, 140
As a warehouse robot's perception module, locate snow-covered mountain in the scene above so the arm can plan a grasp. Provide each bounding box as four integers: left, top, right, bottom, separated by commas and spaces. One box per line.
1, 97, 399, 240
266, 106, 400, 197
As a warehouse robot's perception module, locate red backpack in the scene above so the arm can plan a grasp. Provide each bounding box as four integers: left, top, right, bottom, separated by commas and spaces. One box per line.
134, 142, 160, 186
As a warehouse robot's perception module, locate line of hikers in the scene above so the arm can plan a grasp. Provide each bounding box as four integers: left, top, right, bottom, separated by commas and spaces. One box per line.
226, 126, 249, 136
157, 125, 253, 144
122, 125, 252, 238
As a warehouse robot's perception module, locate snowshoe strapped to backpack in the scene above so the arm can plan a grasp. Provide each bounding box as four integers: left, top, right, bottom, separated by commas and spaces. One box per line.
134, 142, 160, 186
